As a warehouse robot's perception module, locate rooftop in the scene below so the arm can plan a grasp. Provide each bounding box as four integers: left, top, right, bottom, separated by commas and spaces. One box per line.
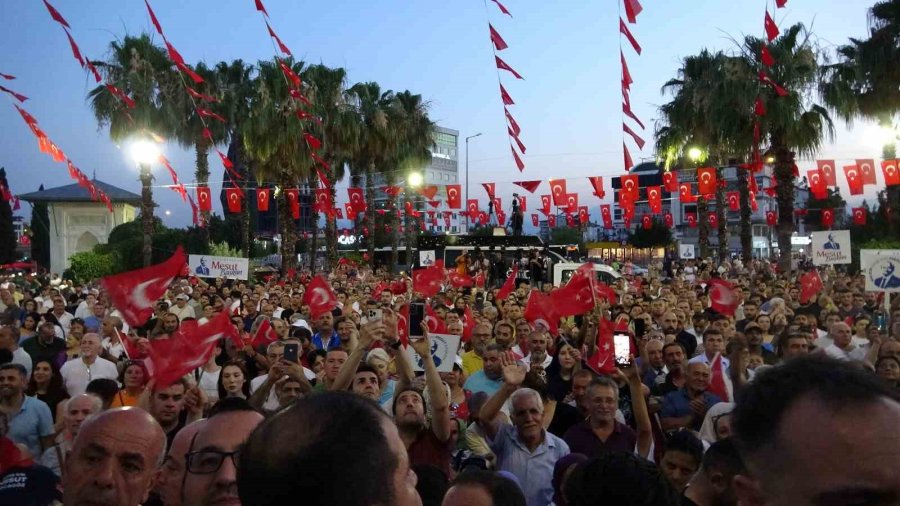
18, 179, 141, 205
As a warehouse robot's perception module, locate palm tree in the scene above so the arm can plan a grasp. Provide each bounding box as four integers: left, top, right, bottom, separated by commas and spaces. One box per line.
215, 60, 256, 257
303, 64, 359, 270
168, 62, 226, 249
243, 58, 313, 273
88, 34, 179, 266
349, 82, 396, 269
743, 24, 834, 272
820, 0, 900, 236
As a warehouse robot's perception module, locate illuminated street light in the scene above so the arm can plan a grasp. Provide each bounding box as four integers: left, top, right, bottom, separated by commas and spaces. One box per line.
687, 147, 704, 161
408, 172, 423, 187
128, 137, 161, 267
129, 139, 160, 165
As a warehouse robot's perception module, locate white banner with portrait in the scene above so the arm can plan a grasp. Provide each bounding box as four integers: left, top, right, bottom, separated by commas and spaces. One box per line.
405, 333, 461, 373
188, 255, 249, 280
861, 249, 900, 292
810, 230, 851, 265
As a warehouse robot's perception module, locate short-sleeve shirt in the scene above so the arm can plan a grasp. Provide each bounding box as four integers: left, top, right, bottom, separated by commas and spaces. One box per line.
563, 420, 637, 458
461, 350, 483, 376
8, 396, 54, 458
489, 424, 570, 506
661, 388, 722, 431
463, 371, 502, 397
60, 357, 119, 397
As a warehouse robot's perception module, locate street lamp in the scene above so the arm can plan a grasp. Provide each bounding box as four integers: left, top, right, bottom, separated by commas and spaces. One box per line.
687, 147, 704, 162
407, 171, 423, 188
465, 133, 482, 232
129, 138, 160, 267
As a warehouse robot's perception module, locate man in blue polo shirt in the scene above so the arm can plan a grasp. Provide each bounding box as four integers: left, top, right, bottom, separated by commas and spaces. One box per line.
0, 364, 54, 459
311, 312, 340, 351
660, 362, 722, 432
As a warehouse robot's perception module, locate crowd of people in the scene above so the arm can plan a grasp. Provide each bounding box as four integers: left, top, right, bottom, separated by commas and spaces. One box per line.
0, 253, 898, 505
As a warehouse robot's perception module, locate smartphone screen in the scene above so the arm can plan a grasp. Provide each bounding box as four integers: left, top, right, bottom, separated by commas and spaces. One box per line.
633, 318, 646, 338
408, 303, 425, 339
283, 343, 299, 363
614, 333, 632, 367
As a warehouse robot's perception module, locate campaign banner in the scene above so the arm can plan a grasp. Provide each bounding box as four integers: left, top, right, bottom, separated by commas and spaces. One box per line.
188, 255, 249, 280
810, 230, 851, 265
405, 333, 461, 373
861, 249, 900, 292
419, 250, 436, 267
679, 244, 695, 260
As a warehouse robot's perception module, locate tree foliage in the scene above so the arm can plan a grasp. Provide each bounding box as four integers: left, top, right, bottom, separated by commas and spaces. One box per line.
0, 168, 17, 264
628, 219, 674, 249
29, 185, 50, 269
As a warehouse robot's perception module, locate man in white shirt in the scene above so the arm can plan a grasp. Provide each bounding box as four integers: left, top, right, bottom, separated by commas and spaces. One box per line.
100, 316, 127, 360
523, 330, 553, 370
0, 326, 32, 378
60, 333, 118, 397
817, 322, 867, 362
249, 340, 315, 412
688, 329, 730, 370
49, 296, 74, 336
169, 294, 196, 322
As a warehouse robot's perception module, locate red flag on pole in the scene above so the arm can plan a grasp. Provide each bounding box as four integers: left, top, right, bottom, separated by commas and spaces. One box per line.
499, 83, 515, 105
101, 247, 186, 327
707, 353, 730, 402
482, 182, 496, 199
412, 265, 444, 298
303, 275, 338, 320
761, 45, 775, 66
490, 0, 512, 17
586, 319, 617, 375
496, 266, 519, 302
524, 290, 559, 336
43, 0, 71, 28
251, 319, 279, 348
623, 143, 634, 171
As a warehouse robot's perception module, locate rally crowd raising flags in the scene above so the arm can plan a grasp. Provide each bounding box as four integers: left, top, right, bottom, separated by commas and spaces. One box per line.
0, 245, 899, 505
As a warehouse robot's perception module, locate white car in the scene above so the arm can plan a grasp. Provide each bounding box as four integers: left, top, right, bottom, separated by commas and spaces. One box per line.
552, 262, 622, 287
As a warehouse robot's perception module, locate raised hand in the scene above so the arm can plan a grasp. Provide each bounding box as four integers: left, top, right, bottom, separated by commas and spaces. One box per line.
359, 320, 386, 349
500, 352, 526, 387
409, 323, 431, 357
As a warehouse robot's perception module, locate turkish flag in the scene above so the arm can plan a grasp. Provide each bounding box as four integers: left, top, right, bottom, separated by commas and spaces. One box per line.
225, 188, 242, 213
808, 169, 827, 199
196, 186, 212, 211
679, 183, 696, 203
285, 188, 300, 219
601, 205, 612, 229
496, 265, 519, 302
513, 180, 541, 193
647, 186, 662, 214
844, 165, 864, 195
515, 195, 526, 212
697, 167, 717, 195
766, 210, 777, 226
101, 246, 186, 327
478, 211, 488, 225
497, 210, 506, 226
761, 44, 775, 66
396, 305, 409, 348
564, 193, 579, 213
708, 278, 739, 316
822, 209, 834, 228
531, 214, 538, 226
817, 160, 837, 186
303, 275, 338, 320
566, 214, 575, 227
424, 304, 448, 334
540, 195, 551, 215
586, 319, 617, 375
764, 10, 780, 41
448, 270, 474, 288
251, 319, 279, 348
664, 212, 673, 228
548, 215, 556, 227
642, 215, 652, 230
466, 199, 479, 219
412, 265, 444, 298
314, 188, 332, 213
852, 207, 867, 226
881, 160, 900, 186
588, 176, 605, 198
856, 159, 877, 185
344, 203, 355, 220
446, 184, 462, 208
493, 197, 503, 212
462, 305, 476, 342
550, 179, 568, 206
334, 208, 344, 220
419, 185, 438, 200
148, 311, 239, 387
500, 83, 515, 106
524, 289, 559, 336
482, 182, 496, 199
623, 0, 642, 23
256, 188, 270, 212
707, 353, 731, 402
799, 270, 823, 304
663, 171, 678, 192
347, 187, 366, 213
579, 206, 589, 225
686, 213, 697, 228
708, 212, 719, 228
620, 174, 639, 199
623, 214, 631, 229
488, 23, 508, 51
727, 191, 739, 211
390, 279, 408, 295
474, 272, 486, 288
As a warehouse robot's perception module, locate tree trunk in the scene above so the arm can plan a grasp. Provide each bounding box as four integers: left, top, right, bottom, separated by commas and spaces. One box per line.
325, 177, 338, 271
232, 135, 251, 258
308, 178, 319, 273
773, 145, 796, 274
139, 164, 154, 267
279, 172, 296, 273
738, 167, 753, 263
351, 173, 362, 238
366, 163, 376, 269
884, 144, 900, 238
405, 195, 414, 270
715, 167, 728, 262
698, 196, 710, 259
195, 142, 211, 246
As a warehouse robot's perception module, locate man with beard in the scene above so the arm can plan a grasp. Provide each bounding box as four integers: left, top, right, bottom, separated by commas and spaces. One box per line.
462, 323, 492, 376
464, 344, 505, 397
394, 329, 452, 477
0, 363, 55, 458
181, 398, 265, 506
661, 311, 697, 358
62, 408, 166, 506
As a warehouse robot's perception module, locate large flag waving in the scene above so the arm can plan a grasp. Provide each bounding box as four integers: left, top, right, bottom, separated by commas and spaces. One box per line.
101, 247, 186, 327
707, 278, 739, 316
585, 319, 617, 375
496, 265, 519, 302
412, 265, 444, 298
148, 310, 240, 387
523, 289, 559, 336
302, 275, 338, 320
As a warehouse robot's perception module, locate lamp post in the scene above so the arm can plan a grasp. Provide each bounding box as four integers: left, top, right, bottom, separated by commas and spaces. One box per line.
130, 139, 160, 267
405, 171, 424, 269
465, 133, 482, 233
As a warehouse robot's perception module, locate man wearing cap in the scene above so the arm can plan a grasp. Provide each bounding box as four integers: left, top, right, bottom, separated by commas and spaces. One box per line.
170, 293, 196, 322
744, 322, 777, 365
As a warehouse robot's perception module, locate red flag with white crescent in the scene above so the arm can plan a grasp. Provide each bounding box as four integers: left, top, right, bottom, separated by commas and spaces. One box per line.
196, 186, 212, 211
588, 176, 605, 198
856, 159, 876, 185
881, 160, 900, 186
513, 180, 541, 193
663, 171, 678, 192
256, 188, 269, 212
446, 184, 462, 208
697, 167, 717, 195
226, 188, 242, 213
285, 188, 300, 219
843, 165, 864, 195
799, 270, 823, 304
852, 207, 867, 226
708, 278, 738, 316
540, 195, 551, 216
647, 186, 662, 214
548, 215, 556, 227
766, 210, 777, 226
686, 213, 697, 228
708, 212, 719, 228
620, 175, 639, 199
822, 209, 834, 228
601, 205, 612, 229
496, 266, 519, 302
817, 160, 837, 186
531, 214, 538, 226
101, 246, 186, 327
550, 180, 568, 206
303, 275, 338, 320
727, 191, 739, 211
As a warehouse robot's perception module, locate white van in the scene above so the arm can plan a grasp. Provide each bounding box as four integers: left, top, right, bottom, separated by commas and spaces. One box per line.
552, 262, 622, 287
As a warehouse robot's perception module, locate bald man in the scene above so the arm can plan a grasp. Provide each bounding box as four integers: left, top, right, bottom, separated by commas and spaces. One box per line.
154, 419, 206, 506
63, 407, 167, 506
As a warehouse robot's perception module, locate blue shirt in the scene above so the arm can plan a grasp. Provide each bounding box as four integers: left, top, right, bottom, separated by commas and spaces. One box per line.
489, 424, 570, 506
661, 388, 722, 430
463, 371, 503, 397
312, 330, 341, 351
8, 396, 54, 459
